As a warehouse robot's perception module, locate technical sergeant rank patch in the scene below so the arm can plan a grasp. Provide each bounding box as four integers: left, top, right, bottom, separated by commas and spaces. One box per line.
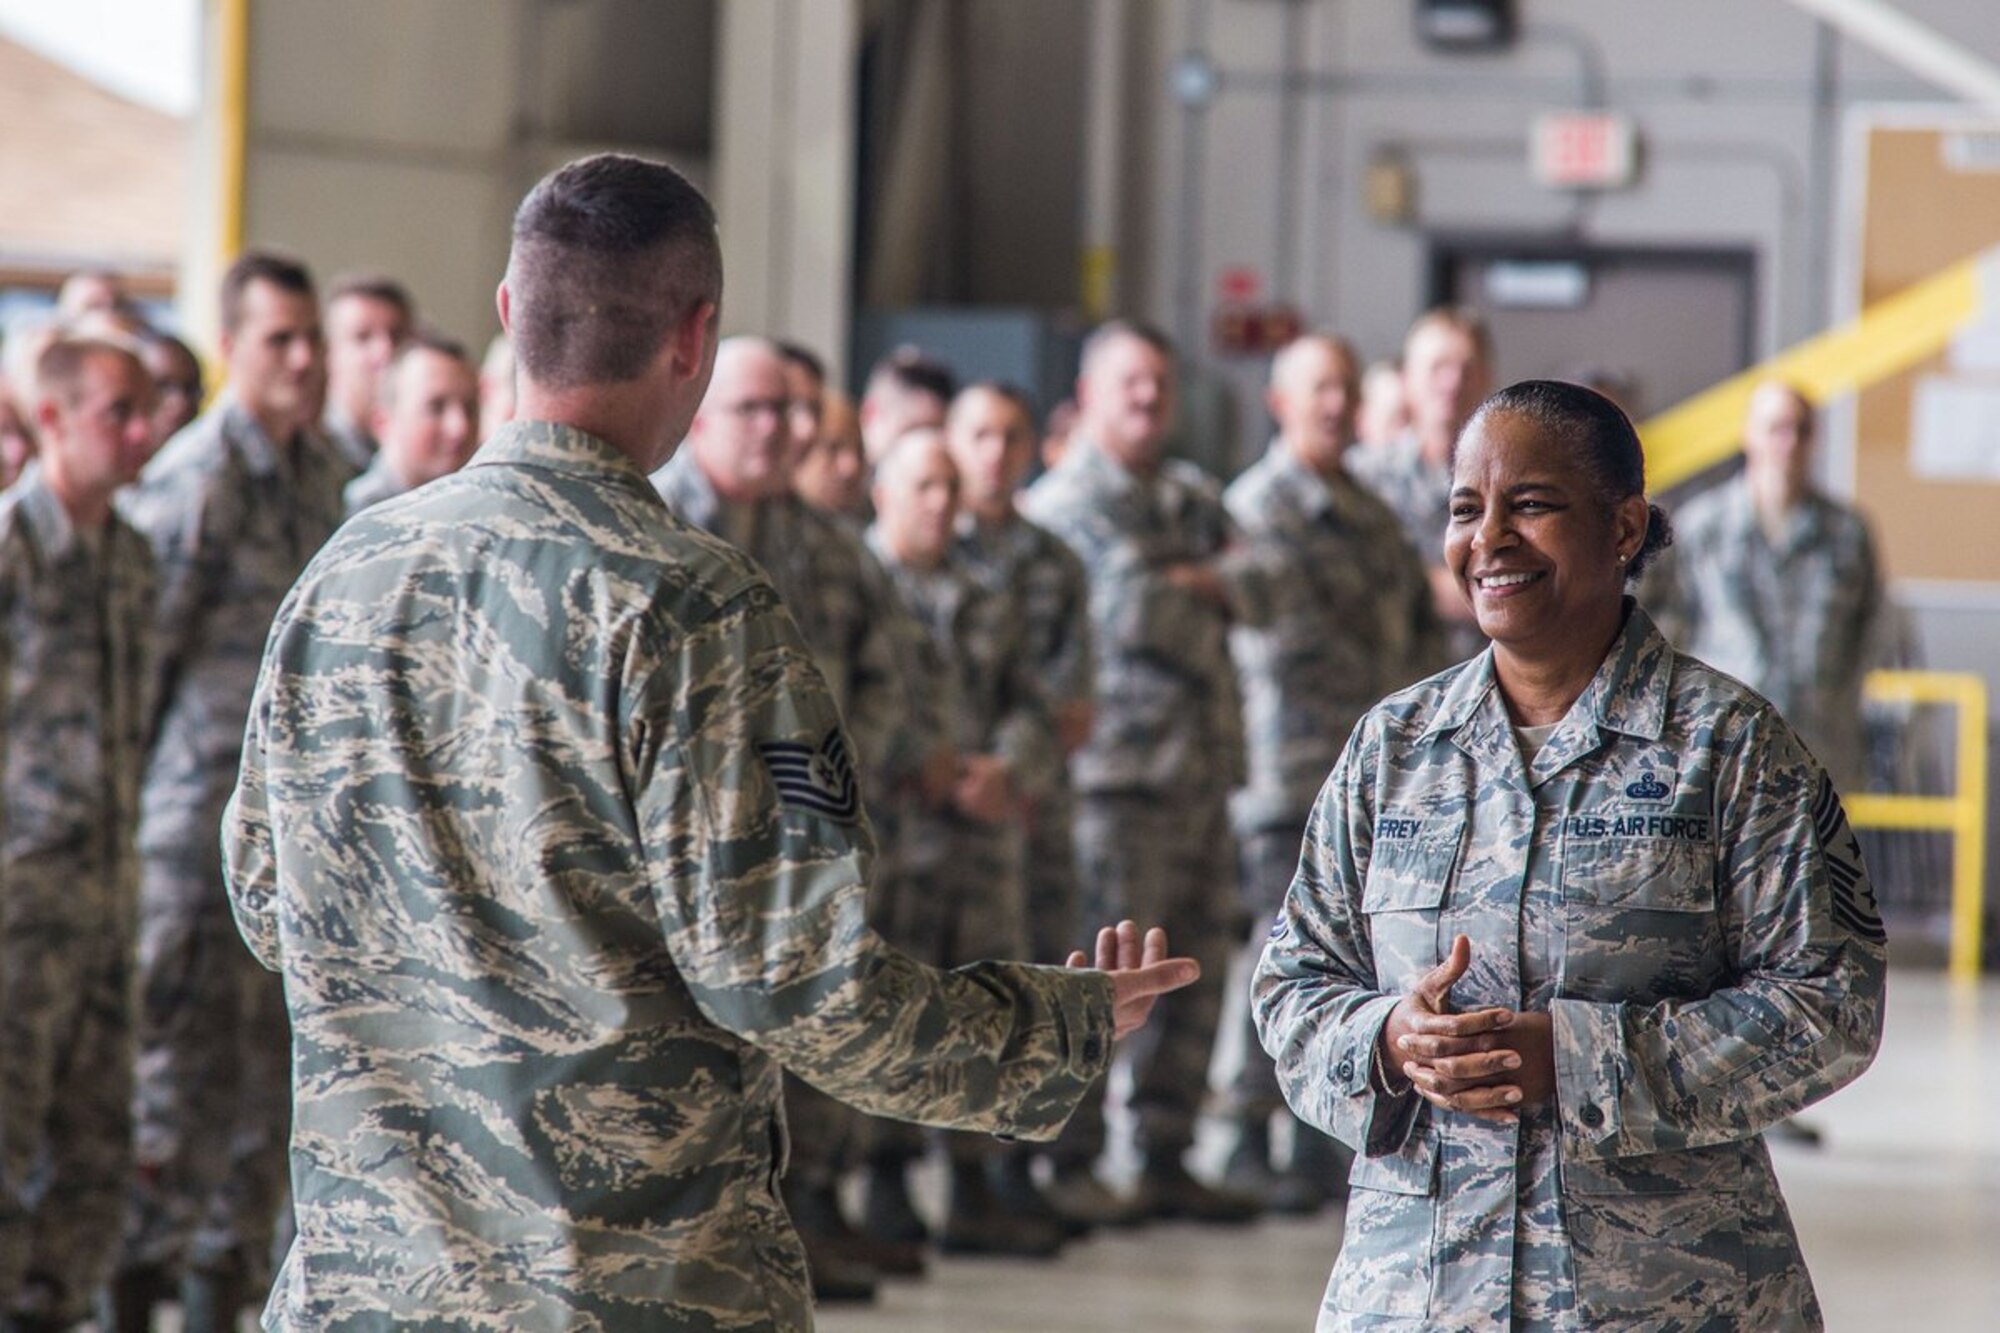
757, 728, 861, 824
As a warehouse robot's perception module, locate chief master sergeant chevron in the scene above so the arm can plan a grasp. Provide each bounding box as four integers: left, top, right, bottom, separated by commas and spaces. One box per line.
221, 153, 1197, 1332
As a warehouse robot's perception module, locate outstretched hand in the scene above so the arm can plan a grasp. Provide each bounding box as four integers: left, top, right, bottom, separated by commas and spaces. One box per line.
1380, 935, 1555, 1123
1067, 920, 1200, 1042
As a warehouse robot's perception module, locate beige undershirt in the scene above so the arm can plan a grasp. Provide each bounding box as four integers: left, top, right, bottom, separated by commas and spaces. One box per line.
1514, 722, 1559, 764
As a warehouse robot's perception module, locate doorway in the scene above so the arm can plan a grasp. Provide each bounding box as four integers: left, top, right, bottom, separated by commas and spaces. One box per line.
1429, 240, 1758, 424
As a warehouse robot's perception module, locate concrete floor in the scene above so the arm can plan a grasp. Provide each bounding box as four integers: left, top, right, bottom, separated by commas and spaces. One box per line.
820, 968, 2000, 1332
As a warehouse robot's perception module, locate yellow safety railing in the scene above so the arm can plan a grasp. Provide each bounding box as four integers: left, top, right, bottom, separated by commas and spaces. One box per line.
1844, 670, 1989, 983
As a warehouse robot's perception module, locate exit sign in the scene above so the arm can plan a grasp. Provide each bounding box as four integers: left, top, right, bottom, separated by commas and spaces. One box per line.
1531, 111, 1639, 189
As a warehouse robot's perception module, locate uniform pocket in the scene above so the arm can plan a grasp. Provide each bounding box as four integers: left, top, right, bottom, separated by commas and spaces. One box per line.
1328, 1127, 1438, 1319
1563, 1148, 1745, 1327
1362, 830, 1460, 992
1563, 835, 1714, 912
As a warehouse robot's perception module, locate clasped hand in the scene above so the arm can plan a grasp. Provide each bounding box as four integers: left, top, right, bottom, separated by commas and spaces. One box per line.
1378, 934, 1556, 1123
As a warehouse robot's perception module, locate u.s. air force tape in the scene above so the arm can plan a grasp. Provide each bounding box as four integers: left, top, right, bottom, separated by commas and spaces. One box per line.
756, 728, 861, 824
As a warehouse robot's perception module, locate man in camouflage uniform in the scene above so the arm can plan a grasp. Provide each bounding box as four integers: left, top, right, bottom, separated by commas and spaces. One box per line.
115, 252, 351, 1333
944, 382, 1096, 1231
1021, 321, 1268, 1226
0, 339, 156, 1333
1646, 380, 1885, 792
862, 428, 1067, 1258
342, 330, 481, 516
224, 153, 1193, 1332
1254, 601, 1887, 1331
654, 335, 944, 1298
1347, 307, 1493, 662
1220, 334, 1447, 1213
318, 273, 412, 476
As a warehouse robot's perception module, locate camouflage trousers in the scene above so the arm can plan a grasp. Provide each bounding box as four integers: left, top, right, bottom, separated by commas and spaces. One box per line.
0, 876, 134, 1325
1226, 822, 1307, 1120
869, 819, 1029, 1165
125, 850, 291, 1282
1054, 789, 1236, 1165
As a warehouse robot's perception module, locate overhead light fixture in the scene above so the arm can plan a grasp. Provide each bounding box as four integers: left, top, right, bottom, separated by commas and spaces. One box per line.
1416, 0, 1517, 52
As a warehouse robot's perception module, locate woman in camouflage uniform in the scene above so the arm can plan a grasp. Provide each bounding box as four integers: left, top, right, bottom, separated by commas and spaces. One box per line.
1255, 380, 1886, 1331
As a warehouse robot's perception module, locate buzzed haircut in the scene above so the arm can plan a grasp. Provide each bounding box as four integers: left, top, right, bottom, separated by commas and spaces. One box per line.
506, 153, 722, 390
866, 346, 957, 405
1079, 318, 1176, 377
378, 326, 472, 409
1269, 332, 1359, 387
326, 271, 414, 320
1404, 305, 1494, 365
775, 340, 826, 386
954, 379, 1039, 428
34, 336, 145, 404
220, 249, 316, 335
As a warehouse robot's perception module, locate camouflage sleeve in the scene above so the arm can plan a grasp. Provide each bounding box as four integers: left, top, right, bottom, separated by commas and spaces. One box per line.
1551, 712, 1888, 1160
123, 470, 225, 741
1215, 535, 1278, 629
221, 597, 286, 972
639, 583, 1117, 1138
1252, 726, 1425, 1158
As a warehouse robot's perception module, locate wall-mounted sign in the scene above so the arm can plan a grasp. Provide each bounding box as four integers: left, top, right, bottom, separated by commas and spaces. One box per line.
1484, 259, 1592, 309
1531, 111, 1639, 189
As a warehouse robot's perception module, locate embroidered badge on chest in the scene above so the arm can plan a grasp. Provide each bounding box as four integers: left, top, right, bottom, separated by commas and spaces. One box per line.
1623, 766, 1675, 804
757, 728, 861, 824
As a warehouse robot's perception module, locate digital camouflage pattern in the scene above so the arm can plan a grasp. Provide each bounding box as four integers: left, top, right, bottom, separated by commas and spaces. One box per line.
952, 511, 1094, 716
1225, 440, 1449, 840
1222, 442, 1446, 1131
1255, 603, 1886, 1332
119, 398, 350, 1277
1644, 479, 1884, 791
654, 448, 930, 1187
864, 530, 1058, 955
1019, 438, 1267, 796
954, 510, 1094, 963
864, 535, 1059, 1163
1344, 433, 1451, 569
225, 422, 1115, 1331
1346, 433, 1484, 663
1021, 438, 1266, 1163
654, 449, 926, 803
0, 469, 154, 1325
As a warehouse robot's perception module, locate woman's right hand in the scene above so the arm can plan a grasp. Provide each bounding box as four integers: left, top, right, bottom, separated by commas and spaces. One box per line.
1379, 934, 1536, 1123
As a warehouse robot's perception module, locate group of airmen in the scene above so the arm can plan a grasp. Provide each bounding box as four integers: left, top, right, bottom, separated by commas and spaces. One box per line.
0, 231, 1882, 1329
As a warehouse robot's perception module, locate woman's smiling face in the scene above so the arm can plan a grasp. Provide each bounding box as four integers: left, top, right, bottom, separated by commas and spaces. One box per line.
1445, 408, 1643, 657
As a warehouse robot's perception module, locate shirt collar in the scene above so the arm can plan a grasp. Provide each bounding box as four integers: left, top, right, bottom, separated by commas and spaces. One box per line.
1067, 435, 1145, 498
1420, 599, 1673, 746
470, 420, 666, 502
12, 464, 85, 562
1260, 438, 1344, 519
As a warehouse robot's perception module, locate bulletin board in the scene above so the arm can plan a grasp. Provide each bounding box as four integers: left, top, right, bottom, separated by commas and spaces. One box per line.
1847, 111, 2000, 584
